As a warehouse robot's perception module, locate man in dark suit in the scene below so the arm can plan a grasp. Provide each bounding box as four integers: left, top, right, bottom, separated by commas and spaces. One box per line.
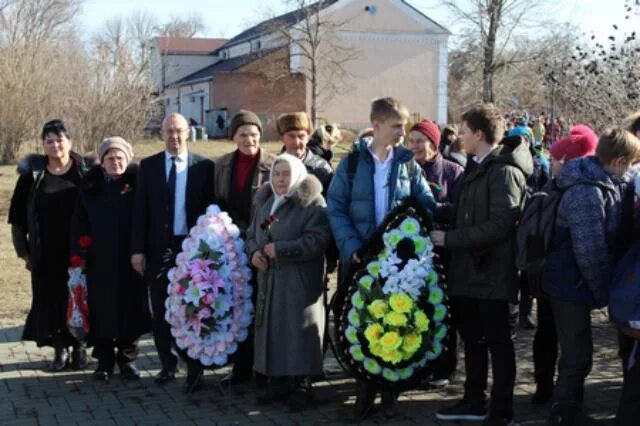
131, 112, 215, 393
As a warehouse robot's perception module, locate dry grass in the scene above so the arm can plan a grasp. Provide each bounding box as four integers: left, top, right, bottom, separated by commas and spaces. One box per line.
0, 139, 345, 324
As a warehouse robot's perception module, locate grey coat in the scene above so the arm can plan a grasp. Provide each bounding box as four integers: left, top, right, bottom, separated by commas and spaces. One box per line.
246, 174, 330, 377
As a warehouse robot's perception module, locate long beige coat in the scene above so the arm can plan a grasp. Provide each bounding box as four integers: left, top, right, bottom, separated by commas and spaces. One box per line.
246, 175, 330, 377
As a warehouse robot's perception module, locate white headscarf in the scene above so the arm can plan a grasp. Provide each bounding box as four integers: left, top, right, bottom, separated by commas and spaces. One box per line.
269, 153, 308, 215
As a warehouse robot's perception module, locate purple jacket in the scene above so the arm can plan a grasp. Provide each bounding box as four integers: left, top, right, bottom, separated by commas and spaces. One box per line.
419, 153, 464, 204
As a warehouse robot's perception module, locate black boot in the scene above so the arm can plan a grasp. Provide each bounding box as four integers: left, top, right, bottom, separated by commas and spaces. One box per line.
49, 345, 69, 372
381, 390, 400, 419
71, 342, 88, 370
256, 377, 293, 405
532, 381, 554, 405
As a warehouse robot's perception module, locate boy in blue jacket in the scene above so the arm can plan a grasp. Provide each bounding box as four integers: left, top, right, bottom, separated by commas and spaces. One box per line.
327, 97, 435, 419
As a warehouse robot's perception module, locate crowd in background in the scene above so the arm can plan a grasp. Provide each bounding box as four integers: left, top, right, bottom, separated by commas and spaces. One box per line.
8, 99, 640, 426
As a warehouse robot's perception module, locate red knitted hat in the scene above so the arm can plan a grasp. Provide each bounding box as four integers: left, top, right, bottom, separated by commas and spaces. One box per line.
550, 124, 598, 162
410, 120, 441, 149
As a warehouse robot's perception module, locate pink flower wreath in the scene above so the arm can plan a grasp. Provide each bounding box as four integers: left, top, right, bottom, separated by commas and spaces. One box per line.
165, 205, 254, 367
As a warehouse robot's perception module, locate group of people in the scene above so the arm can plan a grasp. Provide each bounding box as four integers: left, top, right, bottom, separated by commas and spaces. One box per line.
8, 97, 640, 425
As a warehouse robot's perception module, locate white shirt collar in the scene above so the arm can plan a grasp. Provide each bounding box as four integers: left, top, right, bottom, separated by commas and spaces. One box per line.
367, 141, 394, 165
473, 147, 494, 164
165, 150, 188, 162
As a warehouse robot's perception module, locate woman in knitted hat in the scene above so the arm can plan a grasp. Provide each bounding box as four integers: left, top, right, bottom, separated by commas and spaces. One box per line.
408, 120, 464, 388
70, 137, 150, 382
8, 119, 95, 372
246, 153, 331, 410
409, 120, 464, 205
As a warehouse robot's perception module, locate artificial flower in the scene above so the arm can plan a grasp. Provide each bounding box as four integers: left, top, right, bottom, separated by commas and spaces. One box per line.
345, 326, 359, 344
428, 287, 444, 305
78, 235, 92, 249
358, 275, 374, 292
351, 292, 365, 309
364, 323, 384, 343
384, 311, 408, 327
414, 310, 430, 332
379, 331, 403, 351
70, 255, 84, 268
348, 308, 361, 327
349, 345, 365, 362
382, 368, 400, 382
366, 261, 382, 277
367, 299, 388, 319
389, 293, 413, 314
380, 349, 403, 364
400, 217, 420, 237
384, 229, 404, 247
364, 358, 382, 375
402, 332, 422, 354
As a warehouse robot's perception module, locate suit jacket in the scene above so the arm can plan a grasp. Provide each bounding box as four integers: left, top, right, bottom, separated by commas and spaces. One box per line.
131, 151, 215, 285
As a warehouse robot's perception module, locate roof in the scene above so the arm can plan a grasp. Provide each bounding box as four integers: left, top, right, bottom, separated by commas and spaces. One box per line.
171, 48, 283, 86
156, 37, 228, 55
400, 0, 450, 35
213, 0, 338, 53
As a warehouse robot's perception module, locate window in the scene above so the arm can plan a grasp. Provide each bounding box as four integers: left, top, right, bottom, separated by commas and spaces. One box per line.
251, 39, 262, 52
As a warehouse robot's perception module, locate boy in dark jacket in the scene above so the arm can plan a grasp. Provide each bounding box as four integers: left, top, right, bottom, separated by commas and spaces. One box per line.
543, 128, 640, 425
432, 104, 532, 425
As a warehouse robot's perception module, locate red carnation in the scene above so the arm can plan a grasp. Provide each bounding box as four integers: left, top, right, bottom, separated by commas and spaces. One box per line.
78, 235, 92, 249
70, 255, 84, 268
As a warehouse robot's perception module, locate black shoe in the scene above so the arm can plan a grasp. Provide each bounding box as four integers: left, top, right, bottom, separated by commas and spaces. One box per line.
256, 383, 293, 405
119, 364, 140, 381
532, 384, 554, 405
435, 399, 488, 421
285, 387, 315, 412
220, 372, 252, 385
71, 344, 88, 370
49, 346, 69, 372
550, 402, 581, 426
184, 365, 204, 394
154, 369, 176, 384
381, 390, 399, 419
482, 414, 513, 425
93, 368, 111, 382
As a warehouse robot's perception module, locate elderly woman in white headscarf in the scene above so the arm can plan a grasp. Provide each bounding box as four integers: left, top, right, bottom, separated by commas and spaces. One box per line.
246, 153, 331, 409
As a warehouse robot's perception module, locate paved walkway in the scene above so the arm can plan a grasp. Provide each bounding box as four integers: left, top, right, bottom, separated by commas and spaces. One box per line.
0, 310, 623, 425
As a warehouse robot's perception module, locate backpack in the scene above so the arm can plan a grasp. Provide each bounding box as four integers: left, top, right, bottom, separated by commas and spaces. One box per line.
515, 179, 578, 277
609, 240, 640, 328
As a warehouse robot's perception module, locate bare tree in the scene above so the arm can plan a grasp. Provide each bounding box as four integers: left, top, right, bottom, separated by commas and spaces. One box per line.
268, 0, 357, 124
442, 0, 551, 103
157, 13, 205, 38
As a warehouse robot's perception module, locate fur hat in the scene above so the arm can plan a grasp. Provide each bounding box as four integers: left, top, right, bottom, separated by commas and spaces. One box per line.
550, 124, 598, 162
98, 136, 133, 163
277, 112, 313, 135
410, 120, 441, 149
229, 110, 262, 139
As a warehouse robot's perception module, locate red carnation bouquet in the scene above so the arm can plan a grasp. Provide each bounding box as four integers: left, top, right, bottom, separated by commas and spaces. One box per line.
66, 235, 91, 340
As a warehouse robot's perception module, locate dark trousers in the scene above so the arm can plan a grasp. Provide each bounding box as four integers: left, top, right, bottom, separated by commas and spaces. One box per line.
93, 338, 139, 371
533, 295, 558, 388
550, 298, 592, 406
149, 237, 184, 372
456, 296, 516, 417
616, 340, 640, 426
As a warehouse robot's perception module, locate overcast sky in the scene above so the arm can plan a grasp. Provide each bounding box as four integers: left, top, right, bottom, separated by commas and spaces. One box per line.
79, 0, 638, 42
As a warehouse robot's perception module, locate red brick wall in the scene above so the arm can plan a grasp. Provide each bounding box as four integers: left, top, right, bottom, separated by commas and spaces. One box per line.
212, 50, 308, 140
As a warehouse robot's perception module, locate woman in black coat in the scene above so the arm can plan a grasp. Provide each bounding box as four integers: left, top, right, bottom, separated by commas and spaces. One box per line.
71, 137, 150, 381
8, 119, 92, 371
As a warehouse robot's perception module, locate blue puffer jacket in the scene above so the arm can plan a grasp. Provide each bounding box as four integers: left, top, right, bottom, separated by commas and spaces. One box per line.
543, 156, 628, 308
327, 139, 436, 262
